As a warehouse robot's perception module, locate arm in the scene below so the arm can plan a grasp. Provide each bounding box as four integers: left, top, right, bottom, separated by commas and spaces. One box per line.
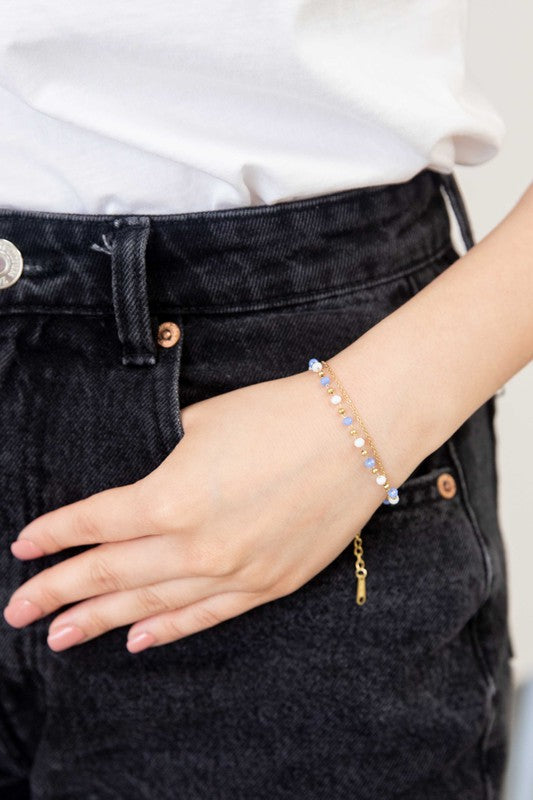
329, 180, 533, 490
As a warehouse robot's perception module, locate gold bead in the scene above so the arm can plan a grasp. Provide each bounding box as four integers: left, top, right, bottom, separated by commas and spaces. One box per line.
318, 371, 324, 377
361, 449, 368, 455
384, 482, 390, 490
338, 408, 345, 415
371, 467, 378, 474
327, 388, 334, 394
349, 429, 357, 436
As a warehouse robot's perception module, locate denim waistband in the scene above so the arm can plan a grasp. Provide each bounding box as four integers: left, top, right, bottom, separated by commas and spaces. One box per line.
0, 167, 473, 366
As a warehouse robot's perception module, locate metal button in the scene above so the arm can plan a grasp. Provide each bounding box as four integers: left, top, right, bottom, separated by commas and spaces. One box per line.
0, 239, 24, 290
157, 321, 181, 348
436, 472, 457, 499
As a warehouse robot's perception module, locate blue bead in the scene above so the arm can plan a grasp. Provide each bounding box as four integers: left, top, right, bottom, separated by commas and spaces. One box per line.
364, 457, 376, 469
342, 416, 353, 425
320, 376, 330, 385
382, 498, 390, 505
388, 487, 398, 499
308, 358, 318, 369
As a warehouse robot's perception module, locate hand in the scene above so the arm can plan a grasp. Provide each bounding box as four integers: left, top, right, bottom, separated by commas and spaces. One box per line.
3, 368, 387, 653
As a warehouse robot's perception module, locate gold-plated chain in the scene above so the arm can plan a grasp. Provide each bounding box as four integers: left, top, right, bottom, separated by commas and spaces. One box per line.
314, 359, 376, 606
321, 359, 386, 478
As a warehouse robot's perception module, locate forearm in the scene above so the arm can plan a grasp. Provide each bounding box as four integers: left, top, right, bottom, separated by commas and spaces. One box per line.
329, 180, 533, 489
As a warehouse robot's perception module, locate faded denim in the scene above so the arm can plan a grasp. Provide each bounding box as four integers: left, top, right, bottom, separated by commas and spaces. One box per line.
0, 168, 513, 799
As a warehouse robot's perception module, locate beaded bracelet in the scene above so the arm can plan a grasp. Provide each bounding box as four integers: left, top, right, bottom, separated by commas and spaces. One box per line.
308, 357, 400, 605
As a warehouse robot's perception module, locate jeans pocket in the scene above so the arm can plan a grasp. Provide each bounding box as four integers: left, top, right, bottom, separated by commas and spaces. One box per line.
0, 310, 187, 520
364, 456, 494, 690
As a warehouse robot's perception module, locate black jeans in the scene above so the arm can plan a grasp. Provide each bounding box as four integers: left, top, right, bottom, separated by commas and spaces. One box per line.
0, 168, 513, 799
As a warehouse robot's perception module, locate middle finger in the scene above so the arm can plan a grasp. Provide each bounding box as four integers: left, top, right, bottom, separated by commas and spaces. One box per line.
4, 534, 217, 626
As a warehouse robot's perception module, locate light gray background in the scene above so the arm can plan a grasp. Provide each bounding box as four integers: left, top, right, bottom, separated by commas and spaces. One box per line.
454, 0, 532, 686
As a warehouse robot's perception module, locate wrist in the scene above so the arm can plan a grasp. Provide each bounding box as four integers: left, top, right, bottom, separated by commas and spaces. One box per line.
326, 342, 436, 492
286, 367, 392, 517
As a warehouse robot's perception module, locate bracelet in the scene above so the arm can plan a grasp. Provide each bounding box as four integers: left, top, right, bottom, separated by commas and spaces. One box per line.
308, 357, 400, 605
308, 358, 400, 505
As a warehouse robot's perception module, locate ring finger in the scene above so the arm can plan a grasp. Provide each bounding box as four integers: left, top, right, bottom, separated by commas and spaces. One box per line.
45, 575, 222, 651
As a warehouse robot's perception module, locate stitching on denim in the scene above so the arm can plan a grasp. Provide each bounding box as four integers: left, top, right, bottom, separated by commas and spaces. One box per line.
465, 614, 498, 800
446, 436, 498, 800
153, 334, 184, 456
159, 320, 185, 448
401, 465, 451, 489
0, 242, 455, 318
446, 438, 494, 605
0, 306, 113, 316
90, 233, 115, 255
204, 241, 454, 314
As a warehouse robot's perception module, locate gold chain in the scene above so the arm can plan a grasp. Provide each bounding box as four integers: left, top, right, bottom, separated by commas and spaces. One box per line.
315, 358, 389, 606
311, 357, 399, 604
321, 359, 386, 478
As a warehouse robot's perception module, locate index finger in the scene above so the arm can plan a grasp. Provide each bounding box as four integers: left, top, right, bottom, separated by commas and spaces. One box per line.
10, 482, 153, 558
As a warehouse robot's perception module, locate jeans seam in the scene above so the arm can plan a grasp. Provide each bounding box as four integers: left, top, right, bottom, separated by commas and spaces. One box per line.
446, 435, 498, 800
446, 438, 494, 606
467, 617, 498, 800
153, 314, 185, 454
216, 243, 453, 313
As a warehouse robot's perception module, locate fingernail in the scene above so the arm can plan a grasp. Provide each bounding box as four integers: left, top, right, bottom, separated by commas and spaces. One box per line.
3, 599, 43, 627
126, 632, 156, 653
10, 540, 46, 559
47, 625, 86, 651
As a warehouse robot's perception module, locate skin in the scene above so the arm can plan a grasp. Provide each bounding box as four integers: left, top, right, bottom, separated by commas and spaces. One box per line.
4, 179, 533, 654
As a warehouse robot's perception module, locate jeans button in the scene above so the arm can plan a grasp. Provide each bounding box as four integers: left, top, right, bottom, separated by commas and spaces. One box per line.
436, 472, 457, 499
0, 239, 24, 290
157, 321, 181, 348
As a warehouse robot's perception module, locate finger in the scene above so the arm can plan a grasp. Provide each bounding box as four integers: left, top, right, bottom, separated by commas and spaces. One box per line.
125, 590, 267, 652
4, 534, 223, 626
11, 482, 154, 558
45, 577, 220, 652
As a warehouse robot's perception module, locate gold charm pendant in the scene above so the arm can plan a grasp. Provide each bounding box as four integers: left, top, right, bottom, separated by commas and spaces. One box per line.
354, 531, 367, 605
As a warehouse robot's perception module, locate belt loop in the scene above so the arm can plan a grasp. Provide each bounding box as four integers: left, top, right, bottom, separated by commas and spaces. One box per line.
439, 172, 475, 253
110, 215, 157, 367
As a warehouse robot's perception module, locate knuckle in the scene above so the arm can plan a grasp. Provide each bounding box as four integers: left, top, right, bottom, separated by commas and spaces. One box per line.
139, 477, 203, 534
31, 526, 62, 552
194, 605, 222, 629
136, 585, 169, 615
190, 541, 237, 577
85, 607, 111, 633
39, 583, 67, 610
88, 557, 125, 593
73, 506, 103, 544
144, 493, 180, 533
165, 615, 187, 639
240, 559, 278, 593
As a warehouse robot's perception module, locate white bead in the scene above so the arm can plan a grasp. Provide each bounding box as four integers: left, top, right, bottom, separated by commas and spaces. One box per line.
311, 361, 322, 372
376, 474, 386, 486
330, 394, 341, 405
388, 494, 399, 505
354, 437, 365, 448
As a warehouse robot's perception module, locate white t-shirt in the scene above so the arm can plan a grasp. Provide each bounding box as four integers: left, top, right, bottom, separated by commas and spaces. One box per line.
0, 1, 506, 215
